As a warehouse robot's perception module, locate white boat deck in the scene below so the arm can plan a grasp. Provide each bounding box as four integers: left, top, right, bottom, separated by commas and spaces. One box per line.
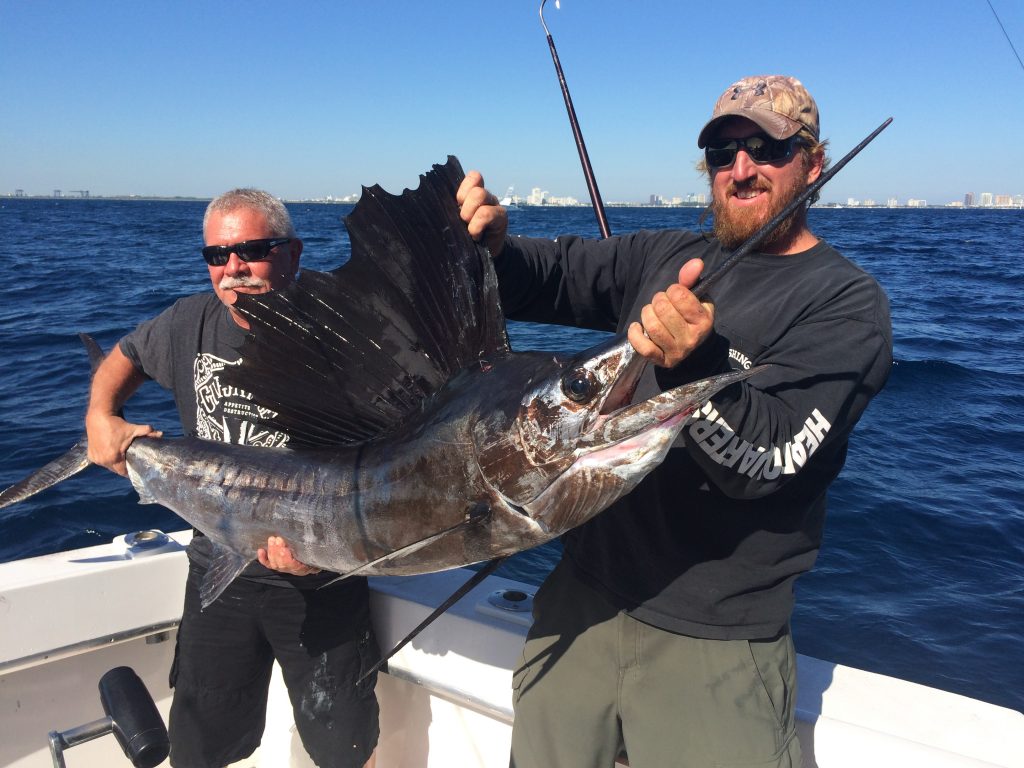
1, 531, 1021, 767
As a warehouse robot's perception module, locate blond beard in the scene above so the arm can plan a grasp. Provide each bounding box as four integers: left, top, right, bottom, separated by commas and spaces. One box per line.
711, 173, 808, 252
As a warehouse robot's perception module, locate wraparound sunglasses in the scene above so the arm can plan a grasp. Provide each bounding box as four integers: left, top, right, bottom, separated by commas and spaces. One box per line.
705, 135, 804, 170
202, 238, 291, 266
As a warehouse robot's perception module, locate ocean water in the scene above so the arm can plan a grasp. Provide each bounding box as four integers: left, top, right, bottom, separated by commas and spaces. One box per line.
1, 197, 1021, 713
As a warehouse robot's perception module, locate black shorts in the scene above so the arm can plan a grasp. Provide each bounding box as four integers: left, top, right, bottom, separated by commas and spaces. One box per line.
168, 561, 380, 768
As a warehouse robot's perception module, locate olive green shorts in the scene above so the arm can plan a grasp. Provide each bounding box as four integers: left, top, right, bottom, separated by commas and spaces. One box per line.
511, 560, 802, 768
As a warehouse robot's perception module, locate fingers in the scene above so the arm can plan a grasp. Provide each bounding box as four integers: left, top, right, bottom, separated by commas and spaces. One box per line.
677, 258, 704, 290
628, 321, 666, 367
114, 427, 162, 476
457, 170, 508, 258
259, 536, 321, 576
456, 170, 484, 205
85, 413, 160, 476
457, 171, 498, 219
630, 266, 715, 368
131, 425, 161, 441
650, 284, 712, 337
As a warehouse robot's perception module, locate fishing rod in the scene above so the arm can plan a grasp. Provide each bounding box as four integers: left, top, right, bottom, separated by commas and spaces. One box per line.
693, 116, 893, 301
356, 556, 507, 685
985, 0, 1024, 75
540, 0, 611, 238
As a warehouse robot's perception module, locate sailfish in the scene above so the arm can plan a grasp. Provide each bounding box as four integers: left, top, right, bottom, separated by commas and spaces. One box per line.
0, 157, 763, 607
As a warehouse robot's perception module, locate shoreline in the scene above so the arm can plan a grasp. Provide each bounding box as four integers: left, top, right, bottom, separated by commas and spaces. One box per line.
2, 195, 1021, 211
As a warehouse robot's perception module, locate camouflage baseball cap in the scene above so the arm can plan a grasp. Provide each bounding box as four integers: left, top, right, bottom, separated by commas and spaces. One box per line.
697, 75, 819, 148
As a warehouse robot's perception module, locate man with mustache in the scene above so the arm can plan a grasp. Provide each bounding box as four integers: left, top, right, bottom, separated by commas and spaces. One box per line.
459, 75, 892, 767
85, 189, 380, 768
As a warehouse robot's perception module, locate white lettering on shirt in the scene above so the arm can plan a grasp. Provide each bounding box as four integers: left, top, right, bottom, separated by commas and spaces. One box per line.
686, 401, 831, 481
193, 354, 289, 447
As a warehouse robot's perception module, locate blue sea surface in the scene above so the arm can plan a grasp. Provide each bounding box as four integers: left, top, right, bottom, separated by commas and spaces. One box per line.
1, 197, 1021, 713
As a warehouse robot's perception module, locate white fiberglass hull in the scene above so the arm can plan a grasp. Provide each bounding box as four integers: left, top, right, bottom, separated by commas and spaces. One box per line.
1, 531, 1021, 768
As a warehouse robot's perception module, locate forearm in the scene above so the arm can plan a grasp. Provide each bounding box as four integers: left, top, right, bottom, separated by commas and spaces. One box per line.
86, 345, 146, 420
85, 344, 155, 475
681, 317, 892, 501
495, 234, 633, 330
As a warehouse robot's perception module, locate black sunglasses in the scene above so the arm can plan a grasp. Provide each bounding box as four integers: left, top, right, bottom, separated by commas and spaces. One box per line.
202, 237, 291, 267
705, 135, 804, 171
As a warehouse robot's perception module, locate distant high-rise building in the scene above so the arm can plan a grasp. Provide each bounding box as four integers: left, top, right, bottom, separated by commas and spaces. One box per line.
980, 192, 993, 207
964, 192, 975, 207
995, 194, 1012, 207
886, 198, 899, 208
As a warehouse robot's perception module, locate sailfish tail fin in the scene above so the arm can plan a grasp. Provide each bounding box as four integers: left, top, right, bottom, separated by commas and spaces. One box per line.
78, 332, 107, 373
0, 441, 92, 509
0, 333, 107, 509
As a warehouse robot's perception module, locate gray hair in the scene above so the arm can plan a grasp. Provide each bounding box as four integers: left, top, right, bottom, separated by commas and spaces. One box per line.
203, 188, 296, 238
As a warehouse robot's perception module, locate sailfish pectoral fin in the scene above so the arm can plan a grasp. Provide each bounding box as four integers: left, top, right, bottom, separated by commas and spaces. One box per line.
318, 502, 493, 588
199, 546, 253, 609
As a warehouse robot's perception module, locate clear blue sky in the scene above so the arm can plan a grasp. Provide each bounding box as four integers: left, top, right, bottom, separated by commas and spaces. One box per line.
2, 0, 1022, 205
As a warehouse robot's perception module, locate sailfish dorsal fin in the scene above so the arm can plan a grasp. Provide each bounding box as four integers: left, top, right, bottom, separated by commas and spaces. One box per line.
225, 156, 511, 447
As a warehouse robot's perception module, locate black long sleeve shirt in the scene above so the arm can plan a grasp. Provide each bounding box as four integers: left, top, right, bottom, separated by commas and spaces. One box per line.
496, 228, 892, 639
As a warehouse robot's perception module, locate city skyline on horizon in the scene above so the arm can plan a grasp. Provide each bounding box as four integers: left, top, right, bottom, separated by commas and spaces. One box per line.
5, 158, 1022, 210
7, 184, 1022, 210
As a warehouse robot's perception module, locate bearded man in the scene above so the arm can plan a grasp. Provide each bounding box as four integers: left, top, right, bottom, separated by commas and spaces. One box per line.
457, 75, 893, 768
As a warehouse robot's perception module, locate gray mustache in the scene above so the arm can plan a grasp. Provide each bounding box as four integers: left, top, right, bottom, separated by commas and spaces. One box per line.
219, 276, 268, 291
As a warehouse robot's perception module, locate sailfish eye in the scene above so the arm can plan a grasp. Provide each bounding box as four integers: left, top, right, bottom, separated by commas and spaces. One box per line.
562, 368, 598, 403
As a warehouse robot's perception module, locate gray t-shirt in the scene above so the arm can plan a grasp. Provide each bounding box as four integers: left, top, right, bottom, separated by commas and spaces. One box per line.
120, 293, 337, 586
120, 293, 290, 447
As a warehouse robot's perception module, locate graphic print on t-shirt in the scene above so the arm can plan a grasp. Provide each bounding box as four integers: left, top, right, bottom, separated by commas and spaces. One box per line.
193, 353, 289, 447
